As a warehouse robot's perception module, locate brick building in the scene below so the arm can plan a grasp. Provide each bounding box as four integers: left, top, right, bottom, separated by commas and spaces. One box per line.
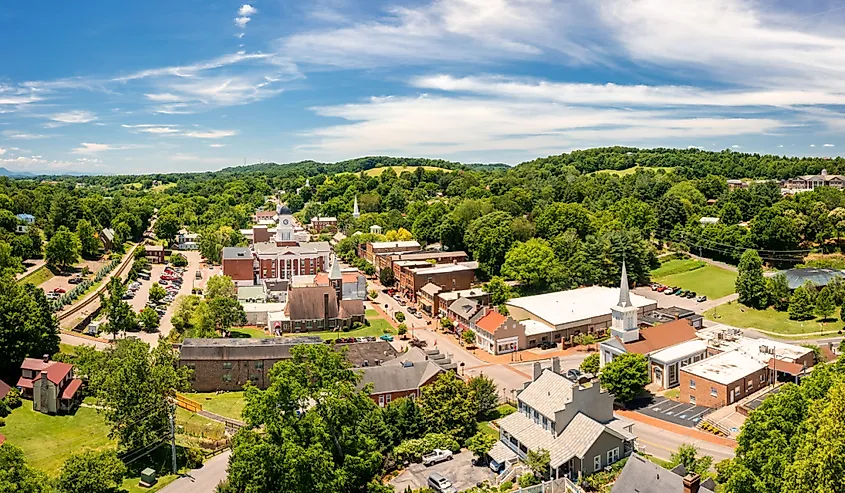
399, 263, 476, 299
434, 288, 490, 318
145, 244, 165, 264
472, 308, 528, 355
180, 337, 397, 392
222, 247, 255, 286
310, 216, 338, 233
361, 241, 421, 267
382, 250, 469, 280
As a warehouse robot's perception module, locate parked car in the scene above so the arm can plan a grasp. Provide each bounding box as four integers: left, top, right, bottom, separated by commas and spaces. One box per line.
697, 295, 707, 302
422, 449, 453, 466
68, 277, 83, 284
46, 292, 61, 300
656, 285, 666, 292
158, 280, 168, 285
539, 341, 555, 350
53, 287, 67, 293
407, 306, 417, 313
427, 472, 456, 493
686, 291, 696, 299
379, 334, 394, 342
663, 288, 675, 295
414, 311, 423, 319
676, 290, 687, 297
566, 368, 583, 381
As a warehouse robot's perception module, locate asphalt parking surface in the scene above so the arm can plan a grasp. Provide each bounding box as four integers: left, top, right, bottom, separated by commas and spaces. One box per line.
389, 451, 495, 492
630, 396, 713, 427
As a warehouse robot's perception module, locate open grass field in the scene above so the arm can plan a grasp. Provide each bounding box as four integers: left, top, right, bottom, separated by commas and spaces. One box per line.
175, 408, 226, 440
592, 166, 675, 176
3, 405, 114, 471
653, 261, 737, 299
363, 166, 451, 177
151, 183, 176, 193
312, 318, 396, 341
704, 301, 844, 336
184, 391, 246, 421
18, 265, 54, 286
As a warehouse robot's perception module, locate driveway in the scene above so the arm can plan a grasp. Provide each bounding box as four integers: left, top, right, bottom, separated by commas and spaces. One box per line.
390, 451, 494, 492
628, 396, 713, 427
632, 287, 736, 312
159, 451, 230, 493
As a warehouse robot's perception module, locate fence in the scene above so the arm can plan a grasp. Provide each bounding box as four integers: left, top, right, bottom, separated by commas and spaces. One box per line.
514, 478, 583, 493
175, 393, 203, 413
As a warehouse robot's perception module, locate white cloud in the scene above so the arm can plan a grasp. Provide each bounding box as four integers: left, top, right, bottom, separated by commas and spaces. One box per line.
298, 95, 781, 162
209, 143, 227, 148
72, 142, 143, 154
824, 143, 835, 147
811, 144, 816, 147
238, 4, 257, 17
0, 148, 6, 156
1, 131, 49, 140
122, 124, 181, 134
121, 124, 237, 139
50, 110, 97, 124
731, 144, 741, 148
235, 16, 251, 28
778, 144, 784, 148
183, 129, 238, 139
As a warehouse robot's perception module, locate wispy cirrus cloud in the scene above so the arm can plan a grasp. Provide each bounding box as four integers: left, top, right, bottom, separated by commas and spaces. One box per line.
72, 142, 145, 154
121, 124, 237, 139
49, 110, 97, 124
1, 131, 50, 140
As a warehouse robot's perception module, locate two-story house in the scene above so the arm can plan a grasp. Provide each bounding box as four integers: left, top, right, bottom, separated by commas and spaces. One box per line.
493, 358, 636, 481
16, 356, 82, 414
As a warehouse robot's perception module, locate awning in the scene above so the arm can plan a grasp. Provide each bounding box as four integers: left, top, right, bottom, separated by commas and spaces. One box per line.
61, 379, 83, 399
768, 358, 806, 376
488, 440, 518, 464
16, 377, 34, 389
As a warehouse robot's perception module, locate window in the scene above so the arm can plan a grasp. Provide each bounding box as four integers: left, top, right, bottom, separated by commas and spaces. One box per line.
222, 373, 232, 382
689, 379, 696, 389
386, 394, 392, 404
760, 373, 766, 382
607, 448, 620, 464
711, 387, 718, 397
255, 361, 264, 370
690, 395, 696, 404
222, 362, 233, 370
306, 320, 312, 329
594, 455, 601, 472
378, 395, 385, 407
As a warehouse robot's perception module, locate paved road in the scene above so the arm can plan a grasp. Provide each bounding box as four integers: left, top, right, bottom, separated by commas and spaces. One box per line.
60, 332, 109, 349
160, 451, 231, 493
16, 258, 46, 280
632, 418, 735, 465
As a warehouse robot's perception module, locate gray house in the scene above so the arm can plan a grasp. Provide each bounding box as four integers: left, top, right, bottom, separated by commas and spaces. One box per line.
611, 453, 716, 493
495, 358, 636, 480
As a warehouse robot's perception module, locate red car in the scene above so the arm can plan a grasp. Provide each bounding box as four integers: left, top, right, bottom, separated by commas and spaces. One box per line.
656, 286, 666, 292
53, 287, 67, 293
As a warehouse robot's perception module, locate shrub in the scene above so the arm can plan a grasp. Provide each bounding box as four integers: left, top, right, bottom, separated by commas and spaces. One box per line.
518, 474, 540, 488
0, 400, 9, 418
184, 446, 205, 469
395, 312, 405, 323
397, 324, 408, 337
499, 481, 513, 491
4, 388, 22, 409
0, 417, 5, 427
170, 253, 189, 267
393, 433, 460, 462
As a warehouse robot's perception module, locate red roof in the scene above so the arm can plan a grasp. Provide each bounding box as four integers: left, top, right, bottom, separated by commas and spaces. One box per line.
0, 380, 10, 399
20, 358, 73, 385
61, 379, 83, 399
622, 319, 698, 355
768, 358, 806, 376
476, 311, 506, 333
16, 377, 33, 389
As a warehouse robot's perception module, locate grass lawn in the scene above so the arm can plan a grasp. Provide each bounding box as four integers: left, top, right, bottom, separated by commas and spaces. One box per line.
175, 408, 225, 440
18, 265, 54, 286
58, 343, 78, 356
184, 391, 246, 421
230, 327, 272, 338
653, 264, 737, 299
651, 258, 706, 278
3, 405, 114, 471
312, 318, 395, 341
365, 309, 380, 317
478, 404, 516, 439
363, 165, 451, 177
704, 301, 844, 336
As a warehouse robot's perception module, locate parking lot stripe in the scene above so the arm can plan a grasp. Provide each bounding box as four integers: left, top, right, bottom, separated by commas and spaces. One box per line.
690, 408, 710, 420
660, 403, 686, 415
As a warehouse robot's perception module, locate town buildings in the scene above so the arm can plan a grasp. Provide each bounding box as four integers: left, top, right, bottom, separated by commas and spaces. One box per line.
176, 229, 199, 250
504, 269, 657, 345
494, 358, 636, 480
15, 213, 34, 233
100, 228, 115, 251
433, 288, 490, 318
179, 337, 397, 392
17, 356, 82, 414
399, 263, 476, 300
783, 169, 845, 190
472, 308, 527, 355
360, 240, 421, 267
357, 357, 443, 407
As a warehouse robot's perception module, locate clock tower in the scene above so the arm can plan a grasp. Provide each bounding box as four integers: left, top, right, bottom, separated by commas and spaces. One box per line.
276, 215, 295, 244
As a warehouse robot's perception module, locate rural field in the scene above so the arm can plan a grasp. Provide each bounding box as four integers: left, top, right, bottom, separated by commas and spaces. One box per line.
652, 258, 737, 299
704, 301, 844, 337
363, 165, 452, 177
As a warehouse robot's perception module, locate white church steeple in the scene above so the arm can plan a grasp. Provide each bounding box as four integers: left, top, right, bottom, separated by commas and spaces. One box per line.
610, 261, 639, 343
353, 195, 360, 219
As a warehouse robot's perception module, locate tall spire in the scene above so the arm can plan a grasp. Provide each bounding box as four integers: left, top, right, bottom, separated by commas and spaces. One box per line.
353, 195, 360, 219
329, 257, 342, 280
618, 260, 631, 308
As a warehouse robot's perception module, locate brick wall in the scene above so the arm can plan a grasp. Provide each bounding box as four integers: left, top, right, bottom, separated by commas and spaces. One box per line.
182, 358, 279, 392
222, 257, 254, 283
408, 268, 475, 295
370, 389, 419, 407
253, 227, 270, 243
679, 366, 770, 408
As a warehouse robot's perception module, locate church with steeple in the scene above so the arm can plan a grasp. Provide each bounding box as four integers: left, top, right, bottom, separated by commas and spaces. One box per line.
609, 261, 640, 343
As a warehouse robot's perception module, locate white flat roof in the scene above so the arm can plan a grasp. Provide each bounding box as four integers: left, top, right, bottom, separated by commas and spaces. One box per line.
268, 311, 289, 322
650, 340, 708, 364
412, 264, 474, 275
506, 286, 655, 327
522, 319, 555, 336
681, 350, 766, 385
242, 302, 286, 313
370, 240, 420, 249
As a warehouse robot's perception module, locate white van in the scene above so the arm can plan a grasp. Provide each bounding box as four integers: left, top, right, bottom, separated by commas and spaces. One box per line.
427, 472, 456, 493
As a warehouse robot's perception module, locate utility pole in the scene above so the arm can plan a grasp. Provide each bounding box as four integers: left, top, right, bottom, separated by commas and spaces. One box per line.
168, 402, 177, 475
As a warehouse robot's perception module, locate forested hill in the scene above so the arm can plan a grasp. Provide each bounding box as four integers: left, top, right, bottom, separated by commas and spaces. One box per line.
218, 156, 508, 177
519, 147, 845, 179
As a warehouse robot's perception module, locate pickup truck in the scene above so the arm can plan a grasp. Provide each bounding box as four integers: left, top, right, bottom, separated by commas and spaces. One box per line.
422, 449, 453, 466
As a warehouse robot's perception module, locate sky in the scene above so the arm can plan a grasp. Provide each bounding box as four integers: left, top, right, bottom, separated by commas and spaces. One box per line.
3, 0, 845, 174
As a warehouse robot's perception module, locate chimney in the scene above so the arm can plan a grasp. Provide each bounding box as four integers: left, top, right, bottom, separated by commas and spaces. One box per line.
683, 474, 701, 493
41, 370, 48, 383
324, 293, 330, 328
533, 362, 542, 381
552, 357, 560, 375
42, 354, 50, 363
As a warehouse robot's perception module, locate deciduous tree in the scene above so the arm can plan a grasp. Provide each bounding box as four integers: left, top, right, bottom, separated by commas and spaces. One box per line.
789, 285, 815, 321
484, 276, 512, 306
418, 371, 477, 441
580, 354, 600, 374
0, 275, 59, 380
815, 286, 835, 321
467, 374, 498, 418
45, 226, 80, 269
76, 219, 100, 258
736, 250, 767, 309
0, 443, 51, 493
100, 277, 136, 339
465, 211, 515, 277
599, 353, 649, 403
58, 450, 127, 493
148, 283, 166, 303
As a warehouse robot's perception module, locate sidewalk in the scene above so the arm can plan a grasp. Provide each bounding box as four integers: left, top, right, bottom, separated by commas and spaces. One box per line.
16, 258, 46, 281
467, 344, 594, 365
616, 409, 737, 448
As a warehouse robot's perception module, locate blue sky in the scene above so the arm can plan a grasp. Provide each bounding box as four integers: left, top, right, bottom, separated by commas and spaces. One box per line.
3, 0, 845, 174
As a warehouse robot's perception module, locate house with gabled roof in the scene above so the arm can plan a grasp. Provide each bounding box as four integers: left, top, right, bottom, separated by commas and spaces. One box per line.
17, 355, 82, 414
496, 358, 636, 480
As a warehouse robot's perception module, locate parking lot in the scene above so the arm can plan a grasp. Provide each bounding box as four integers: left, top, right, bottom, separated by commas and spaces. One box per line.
389, 451, 495, 492
630, 396, 712, 427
